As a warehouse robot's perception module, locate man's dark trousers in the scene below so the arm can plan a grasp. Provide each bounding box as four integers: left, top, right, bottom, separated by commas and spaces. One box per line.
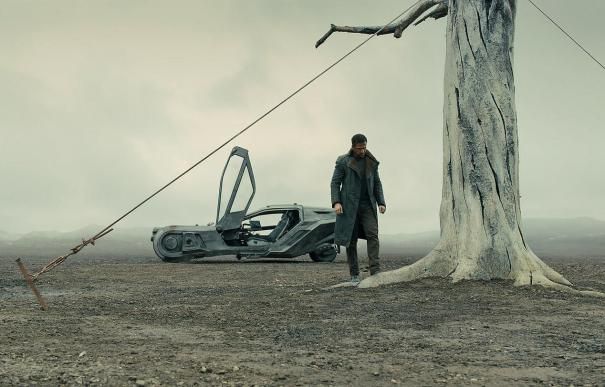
346, 205, 380, 276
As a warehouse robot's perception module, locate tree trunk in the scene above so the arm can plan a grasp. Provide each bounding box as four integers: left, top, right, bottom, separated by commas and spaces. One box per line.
440, 0, 542, 282
361, 0, 571, 289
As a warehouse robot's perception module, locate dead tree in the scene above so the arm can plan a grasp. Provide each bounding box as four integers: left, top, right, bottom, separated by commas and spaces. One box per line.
317, 0, 601, 295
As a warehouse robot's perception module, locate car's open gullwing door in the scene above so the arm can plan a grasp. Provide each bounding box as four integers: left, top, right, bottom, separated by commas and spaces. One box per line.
216, 146, 256, 232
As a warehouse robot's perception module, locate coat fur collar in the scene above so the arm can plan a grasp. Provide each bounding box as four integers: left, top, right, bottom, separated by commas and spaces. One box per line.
346, 149, 379, 177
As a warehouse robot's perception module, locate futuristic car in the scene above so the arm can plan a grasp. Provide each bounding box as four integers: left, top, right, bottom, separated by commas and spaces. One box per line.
151, 146, 338, 263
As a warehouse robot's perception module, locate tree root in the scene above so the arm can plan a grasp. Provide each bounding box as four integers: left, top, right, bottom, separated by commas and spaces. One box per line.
326, 250, 605, 297
325, 251, 452, 290
357, 252, 451, 288
512, 270, 605, 297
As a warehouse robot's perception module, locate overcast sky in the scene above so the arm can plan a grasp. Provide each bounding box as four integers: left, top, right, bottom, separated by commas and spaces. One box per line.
1, 0, 604, 235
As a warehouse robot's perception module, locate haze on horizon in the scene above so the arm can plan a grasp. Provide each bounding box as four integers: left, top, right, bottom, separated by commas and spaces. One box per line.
1, 0, 604, 235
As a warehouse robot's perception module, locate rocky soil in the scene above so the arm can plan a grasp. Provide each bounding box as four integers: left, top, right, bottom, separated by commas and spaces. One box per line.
1, 253, 605, 386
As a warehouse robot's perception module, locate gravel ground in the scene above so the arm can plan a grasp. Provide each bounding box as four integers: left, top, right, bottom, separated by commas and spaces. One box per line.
1, 253, 605, 386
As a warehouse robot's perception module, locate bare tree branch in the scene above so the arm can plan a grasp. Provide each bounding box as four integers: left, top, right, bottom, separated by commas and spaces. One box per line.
315, 0, 449, 48
414, 1, 449, 26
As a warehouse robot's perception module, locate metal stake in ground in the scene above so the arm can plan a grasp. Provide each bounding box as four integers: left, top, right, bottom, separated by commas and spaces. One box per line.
16, 258, 48, 311
15, 228, 114, 310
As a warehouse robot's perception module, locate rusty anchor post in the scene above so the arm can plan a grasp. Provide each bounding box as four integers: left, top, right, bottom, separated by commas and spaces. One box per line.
16, 258, 49, 311
15, 228, 114, 310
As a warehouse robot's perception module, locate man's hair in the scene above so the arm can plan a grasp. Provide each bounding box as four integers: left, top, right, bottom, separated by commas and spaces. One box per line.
351, 133, 367, 146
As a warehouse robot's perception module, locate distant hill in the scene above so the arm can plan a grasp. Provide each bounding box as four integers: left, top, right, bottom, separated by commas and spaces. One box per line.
0, 230, 21, 241
1, 218, 603, 260
0, 226, 155, 259
523, 217, 605, 258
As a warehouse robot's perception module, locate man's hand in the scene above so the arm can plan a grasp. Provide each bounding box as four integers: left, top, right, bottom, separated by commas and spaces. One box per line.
379, 205, 386, 214
334, 203, 343, 215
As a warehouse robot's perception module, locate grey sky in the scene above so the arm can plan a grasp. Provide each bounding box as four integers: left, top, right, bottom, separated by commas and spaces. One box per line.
1, 0, 604, 235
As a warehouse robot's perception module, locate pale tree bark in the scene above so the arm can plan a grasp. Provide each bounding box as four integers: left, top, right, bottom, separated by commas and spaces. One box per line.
317, 0, 603, 296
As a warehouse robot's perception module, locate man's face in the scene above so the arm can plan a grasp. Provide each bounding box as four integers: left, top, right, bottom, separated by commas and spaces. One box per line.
351, 142, 367, 158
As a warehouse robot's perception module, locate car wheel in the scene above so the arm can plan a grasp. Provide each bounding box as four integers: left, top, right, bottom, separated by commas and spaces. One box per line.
309, 244, 337, 262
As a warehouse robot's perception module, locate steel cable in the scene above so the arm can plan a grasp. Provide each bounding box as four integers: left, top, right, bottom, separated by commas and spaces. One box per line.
527, 0, 605, 72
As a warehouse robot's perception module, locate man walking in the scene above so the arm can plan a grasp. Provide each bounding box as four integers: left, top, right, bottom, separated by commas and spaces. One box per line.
330, 134, 386, 284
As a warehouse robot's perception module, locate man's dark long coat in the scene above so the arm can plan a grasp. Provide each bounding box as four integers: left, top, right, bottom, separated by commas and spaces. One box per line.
330, 149, 386, 247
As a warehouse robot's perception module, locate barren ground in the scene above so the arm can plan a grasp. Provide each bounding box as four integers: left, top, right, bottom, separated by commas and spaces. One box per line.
1, 253, 605, 386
